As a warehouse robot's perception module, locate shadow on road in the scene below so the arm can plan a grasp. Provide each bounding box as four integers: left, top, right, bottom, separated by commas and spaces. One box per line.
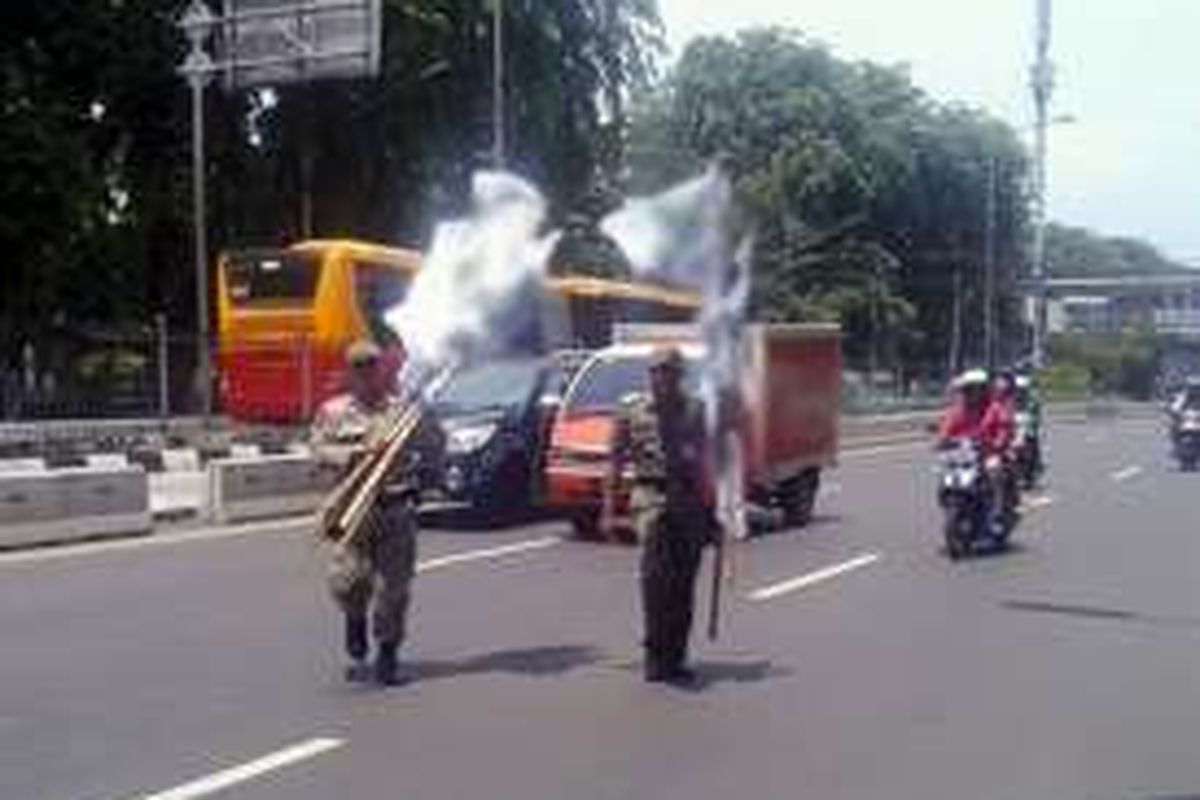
419, 504, 564, 533
603, 657, 792, 692
1002, 599, 1200, 631
688, 659, 792, 690
408, 644, 603, 683
939, 540, 1033, 562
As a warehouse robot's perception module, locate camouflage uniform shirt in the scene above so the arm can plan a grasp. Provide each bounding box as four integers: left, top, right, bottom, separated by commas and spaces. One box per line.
611, 393, 710, 539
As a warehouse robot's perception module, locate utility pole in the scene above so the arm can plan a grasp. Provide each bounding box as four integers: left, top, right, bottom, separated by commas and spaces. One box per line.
1030, 0, 1054, 367
180, 1, 215, 424
492, 0, 506, 169
984, 157, 998, 369
949, 266, 964, 377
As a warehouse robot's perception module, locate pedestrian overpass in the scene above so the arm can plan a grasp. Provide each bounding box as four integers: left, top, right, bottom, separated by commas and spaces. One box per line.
1019, 273, 1200, 337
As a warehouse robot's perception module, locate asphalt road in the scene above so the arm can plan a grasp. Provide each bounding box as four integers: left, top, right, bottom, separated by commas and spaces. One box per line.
2, 415, 1197, 800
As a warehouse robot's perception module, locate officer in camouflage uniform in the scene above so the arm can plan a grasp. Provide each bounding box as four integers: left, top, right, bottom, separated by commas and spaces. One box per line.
312, 340, 439, 686
604, 347, 712, 685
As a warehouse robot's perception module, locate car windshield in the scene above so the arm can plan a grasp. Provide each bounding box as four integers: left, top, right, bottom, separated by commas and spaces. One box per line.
565, 354, 700, 413
435, 360, 543, 415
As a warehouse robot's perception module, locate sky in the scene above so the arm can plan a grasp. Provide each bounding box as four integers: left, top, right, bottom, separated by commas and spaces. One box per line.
658, 0, 1200, 265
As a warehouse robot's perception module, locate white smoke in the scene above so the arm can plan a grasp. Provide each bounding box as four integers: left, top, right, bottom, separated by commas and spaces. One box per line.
382, 165, 751, 543
601, 165, 752, 541
384, 172, 558, 395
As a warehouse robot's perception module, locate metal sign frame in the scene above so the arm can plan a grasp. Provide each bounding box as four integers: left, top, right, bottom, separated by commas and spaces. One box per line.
218, 0, 382, 90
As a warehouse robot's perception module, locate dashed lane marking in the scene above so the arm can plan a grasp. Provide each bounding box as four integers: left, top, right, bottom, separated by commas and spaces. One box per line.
747, 552, 881, 602
0, 516, 308, 568
1111, 465, 1144, 483
416, 536, 562, 573
1020, 494, 1055, 512
125, 737, 344, 800
0, 518, 562, 573
841, 441, 929, 459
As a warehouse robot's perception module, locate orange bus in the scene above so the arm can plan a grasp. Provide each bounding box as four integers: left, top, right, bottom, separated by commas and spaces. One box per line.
216, 239, 700, 423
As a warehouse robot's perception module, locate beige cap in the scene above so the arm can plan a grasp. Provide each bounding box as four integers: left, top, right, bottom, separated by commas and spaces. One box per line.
346, 339, 382, 366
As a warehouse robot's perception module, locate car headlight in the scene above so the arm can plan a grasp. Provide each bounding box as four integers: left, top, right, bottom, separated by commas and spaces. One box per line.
446, 422, 499, 455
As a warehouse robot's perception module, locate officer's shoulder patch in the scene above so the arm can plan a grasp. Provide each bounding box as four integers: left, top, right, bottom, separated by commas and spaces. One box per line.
618, 391, 651, 412
318, 393, 354, 417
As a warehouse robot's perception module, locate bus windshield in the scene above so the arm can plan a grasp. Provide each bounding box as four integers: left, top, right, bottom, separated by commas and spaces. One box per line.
225, 251, 321, 307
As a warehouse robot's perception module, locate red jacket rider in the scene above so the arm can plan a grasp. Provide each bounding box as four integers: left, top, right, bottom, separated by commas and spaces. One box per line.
938, 369, 1015, 460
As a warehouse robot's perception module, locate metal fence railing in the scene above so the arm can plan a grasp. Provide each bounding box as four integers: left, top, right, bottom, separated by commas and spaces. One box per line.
1, 329, 202, 422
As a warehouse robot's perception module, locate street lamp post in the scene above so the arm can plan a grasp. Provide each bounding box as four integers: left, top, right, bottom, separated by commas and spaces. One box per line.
491, 0, 506, 169
984, 157, 998, 370
179, 1, 215, 424
1030, 0, 1055, 368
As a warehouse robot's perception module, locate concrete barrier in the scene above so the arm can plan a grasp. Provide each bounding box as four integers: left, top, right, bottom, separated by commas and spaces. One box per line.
838, 401, 1158, 451
0, 466, 151, 549
208, 454, 336, 525
0, 458, 46, 473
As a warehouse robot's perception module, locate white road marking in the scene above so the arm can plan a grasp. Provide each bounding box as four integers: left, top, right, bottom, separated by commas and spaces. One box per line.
1020, 494, 1055, 512
0, 519, 562, 574
747, 552, 881, 602
0, 516, 308, 568
1111, 465, 1144, 483
128, 737, 344, 800
416, 536, 561, 573
818, 481, 842, 497
841, 441, 929, 459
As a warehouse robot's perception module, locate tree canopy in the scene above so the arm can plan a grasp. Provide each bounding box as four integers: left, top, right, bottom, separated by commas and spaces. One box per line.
627, 28, 1030, 373
1046, 223, 1196, 277
3, 10, 1191, 394
0, 0, 664, 352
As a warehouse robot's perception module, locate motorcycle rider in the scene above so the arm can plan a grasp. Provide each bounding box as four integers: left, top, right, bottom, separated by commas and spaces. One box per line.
1168, 377, 1200, 446
1169, 377, 1200, 417
936, 368, 1018, 536
1013, 373, 1044, 484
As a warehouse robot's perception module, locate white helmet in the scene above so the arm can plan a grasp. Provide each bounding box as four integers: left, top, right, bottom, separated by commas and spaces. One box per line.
951, 368, 989, 391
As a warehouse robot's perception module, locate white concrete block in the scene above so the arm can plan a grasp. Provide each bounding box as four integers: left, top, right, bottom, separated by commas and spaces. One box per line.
0, 466, 151, 547
209, 455, 338, 525
85, 453, 130, 470
230, 443, 262, 460
162, 448, 201, 473
0, 473, 66, 525
0, 458, 45, 473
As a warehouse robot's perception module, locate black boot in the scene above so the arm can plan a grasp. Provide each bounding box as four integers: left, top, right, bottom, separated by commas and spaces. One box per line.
342, 615, 370, 682
344, 614, 368, 661
374, 641, 402, 687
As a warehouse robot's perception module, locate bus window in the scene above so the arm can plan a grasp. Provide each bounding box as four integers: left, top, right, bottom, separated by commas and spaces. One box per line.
354, 261, 411, 344
225, 251, 321, 306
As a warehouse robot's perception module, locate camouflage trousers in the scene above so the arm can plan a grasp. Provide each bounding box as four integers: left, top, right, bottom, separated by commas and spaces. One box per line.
327, 500, 418, 646
636, 506, 706, 674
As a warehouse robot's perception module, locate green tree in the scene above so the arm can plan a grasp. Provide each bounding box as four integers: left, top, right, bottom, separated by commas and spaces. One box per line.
628, 28, 1030, 376
0, 0, 664, 383
1046, 223, 1194, 276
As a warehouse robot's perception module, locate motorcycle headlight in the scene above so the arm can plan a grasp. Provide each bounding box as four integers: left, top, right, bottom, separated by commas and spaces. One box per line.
446, 422, 499, 455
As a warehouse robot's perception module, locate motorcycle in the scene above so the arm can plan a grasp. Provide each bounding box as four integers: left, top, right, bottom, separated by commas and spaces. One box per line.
1174, 409, 1200, 472
937, 439, 1017, 559
1013, 410, 1043, 490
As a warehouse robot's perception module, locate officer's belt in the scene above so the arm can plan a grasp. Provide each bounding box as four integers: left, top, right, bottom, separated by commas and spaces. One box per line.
378, 484, 419, 504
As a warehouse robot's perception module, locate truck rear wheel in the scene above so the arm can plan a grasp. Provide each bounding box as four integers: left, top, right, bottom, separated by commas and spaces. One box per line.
779, 468, 821, 528
570, 511, 601, 540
